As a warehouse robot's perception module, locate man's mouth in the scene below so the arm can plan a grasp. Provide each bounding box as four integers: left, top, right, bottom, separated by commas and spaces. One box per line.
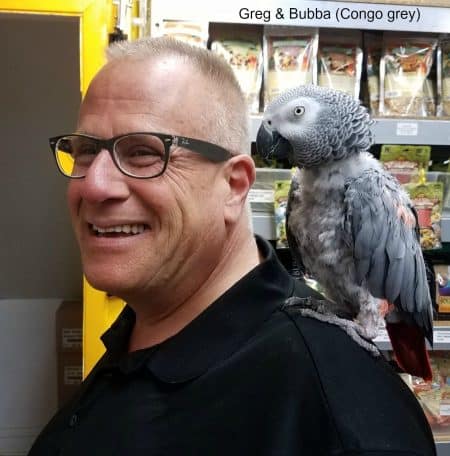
90, 223, 149, 237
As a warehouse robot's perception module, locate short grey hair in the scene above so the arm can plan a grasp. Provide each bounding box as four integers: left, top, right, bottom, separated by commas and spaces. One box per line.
106, 36, 250, 155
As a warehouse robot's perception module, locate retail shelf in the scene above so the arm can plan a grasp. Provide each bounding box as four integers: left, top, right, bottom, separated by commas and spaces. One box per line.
250, 115, 450, 146
372, 118, 450, 146
440, 212, 450, 243
253, 213, 277, 240
374, 326, 450, 351
151, 0, 450, 34
252, 210, 450, 243
437, 441, 450, 455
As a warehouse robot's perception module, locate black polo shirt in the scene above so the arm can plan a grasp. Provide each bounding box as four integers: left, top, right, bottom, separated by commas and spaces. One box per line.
29, 236, 436, 455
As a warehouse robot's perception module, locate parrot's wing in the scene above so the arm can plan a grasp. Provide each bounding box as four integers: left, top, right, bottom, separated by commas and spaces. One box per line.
344, 169, 433, 343
286, 172, 306, 278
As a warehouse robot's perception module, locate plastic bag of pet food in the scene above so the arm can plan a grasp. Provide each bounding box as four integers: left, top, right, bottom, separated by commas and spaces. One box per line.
380, 144, 431, 184
437, 36, 450, 117
211, 38, 263, 114
274, 179, 292, 248
424, 78, 436, 116
365, 32, 383, 115
263, 26, 318, 107
157, 20, 208, 47
434, 265, 450, 316
380, 33, 437, 117
318, 29, 363, 99
404, 181, 444, 250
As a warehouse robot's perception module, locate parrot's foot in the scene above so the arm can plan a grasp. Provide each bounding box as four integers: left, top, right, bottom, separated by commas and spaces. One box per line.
286, 297, 380, 357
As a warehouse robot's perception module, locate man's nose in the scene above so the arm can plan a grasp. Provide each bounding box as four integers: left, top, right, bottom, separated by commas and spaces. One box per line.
79, 149, 130, 203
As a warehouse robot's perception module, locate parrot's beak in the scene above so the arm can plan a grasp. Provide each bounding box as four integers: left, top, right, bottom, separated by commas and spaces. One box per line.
256, 123, 292, 161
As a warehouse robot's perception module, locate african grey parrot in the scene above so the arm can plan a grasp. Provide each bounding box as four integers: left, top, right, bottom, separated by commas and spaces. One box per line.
256, 85, 433, 380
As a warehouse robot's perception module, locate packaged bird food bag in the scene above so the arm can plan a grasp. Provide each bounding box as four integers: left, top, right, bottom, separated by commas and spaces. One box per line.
273, 179, 292, 249
211, 39, 263, 114
380, 33, 437, 117
412, 352, 450, 437
318, 30, 363, 99
434, 264, 450, 315
438, 37, 450, 117
403, 181, 444, 250
157, 20, 208, 47
365, 32, 383, 115
263, 26, 318, 106
380, 144, 431, 184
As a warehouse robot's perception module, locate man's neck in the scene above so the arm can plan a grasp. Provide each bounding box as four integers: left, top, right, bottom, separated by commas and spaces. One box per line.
127, 231, 261, 352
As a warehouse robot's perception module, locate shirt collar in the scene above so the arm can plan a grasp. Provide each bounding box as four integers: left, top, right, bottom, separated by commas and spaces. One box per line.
101, 236, 301, 383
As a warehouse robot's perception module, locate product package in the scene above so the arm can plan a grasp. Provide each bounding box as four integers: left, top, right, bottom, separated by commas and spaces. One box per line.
380, 33, 438, 117
273, 179, 292, 248
437, 172, 450, 211
437, 36, 450, 117
379, 144, 431, 184
424, 77, 437, 117
263, 26, 318, 107
403, 181, 444, 250
412, 352, 450, 440
157, 20, 208, 47
318, 30, 363, 99
365, 32, 383, 115
210, 24, 263, 114
434, 265, 450, 316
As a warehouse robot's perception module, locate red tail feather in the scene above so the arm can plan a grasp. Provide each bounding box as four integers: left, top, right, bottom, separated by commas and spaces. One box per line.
385, 322, 432, 382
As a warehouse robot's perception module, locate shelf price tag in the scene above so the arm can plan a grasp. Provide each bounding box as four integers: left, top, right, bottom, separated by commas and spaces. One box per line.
433, 330, 450, 344
248, 189, 274, 203
396, 122, 418, 136
374, 329, 390, 343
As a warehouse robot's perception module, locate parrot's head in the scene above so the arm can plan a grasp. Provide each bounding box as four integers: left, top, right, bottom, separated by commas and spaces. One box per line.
256, 85, 374, 168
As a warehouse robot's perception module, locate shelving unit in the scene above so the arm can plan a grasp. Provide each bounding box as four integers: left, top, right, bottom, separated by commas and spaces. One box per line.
374, 326, 450, 351
150, 0, 450, 452
250, 115, 450, 146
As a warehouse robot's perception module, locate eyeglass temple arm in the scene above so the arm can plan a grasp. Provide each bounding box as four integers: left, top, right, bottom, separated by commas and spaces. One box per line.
174, 137, 231, 162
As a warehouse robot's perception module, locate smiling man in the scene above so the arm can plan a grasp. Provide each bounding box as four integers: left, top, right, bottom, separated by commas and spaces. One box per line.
29, 37, 436, 455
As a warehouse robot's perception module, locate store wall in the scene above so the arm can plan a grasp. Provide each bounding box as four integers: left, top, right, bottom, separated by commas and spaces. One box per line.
0, 13, 82, 455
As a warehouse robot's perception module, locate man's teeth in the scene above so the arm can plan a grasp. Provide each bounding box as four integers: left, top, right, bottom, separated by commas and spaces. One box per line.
92, 224, 146, 235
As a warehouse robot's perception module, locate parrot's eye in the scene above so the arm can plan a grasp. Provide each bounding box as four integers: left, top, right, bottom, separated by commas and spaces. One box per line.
294, 106, 305, 116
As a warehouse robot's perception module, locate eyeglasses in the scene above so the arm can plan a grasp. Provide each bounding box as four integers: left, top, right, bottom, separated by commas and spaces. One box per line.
49, 132, 232, 179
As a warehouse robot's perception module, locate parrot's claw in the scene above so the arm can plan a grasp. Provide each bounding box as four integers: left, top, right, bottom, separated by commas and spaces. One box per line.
285, 297, 381, 357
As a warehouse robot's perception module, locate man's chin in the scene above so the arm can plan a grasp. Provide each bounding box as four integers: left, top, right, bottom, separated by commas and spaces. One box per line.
83, 269, 129, 299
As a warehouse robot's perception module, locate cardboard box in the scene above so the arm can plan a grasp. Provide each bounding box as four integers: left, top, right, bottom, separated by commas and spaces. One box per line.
56, 301, 83, 407
57, 351, 82, 407
56, 300, 83, 353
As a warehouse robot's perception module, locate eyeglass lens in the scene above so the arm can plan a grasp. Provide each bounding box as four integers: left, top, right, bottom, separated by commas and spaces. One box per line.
55, 134, 167, 178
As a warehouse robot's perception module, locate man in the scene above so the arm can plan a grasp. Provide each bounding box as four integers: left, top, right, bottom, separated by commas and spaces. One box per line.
29, 36, 436, 455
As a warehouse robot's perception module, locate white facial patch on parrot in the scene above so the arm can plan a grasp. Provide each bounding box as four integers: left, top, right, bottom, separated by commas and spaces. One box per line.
267, 97, 322, 140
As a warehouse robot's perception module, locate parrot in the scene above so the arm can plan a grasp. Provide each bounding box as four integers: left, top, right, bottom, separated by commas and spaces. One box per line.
256, 84, 434, 381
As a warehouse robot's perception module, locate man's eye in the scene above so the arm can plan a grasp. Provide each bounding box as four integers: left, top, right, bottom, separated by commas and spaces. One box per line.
122, 146, 164, 168
129, 147, 160, 157
72, 143, 97, 158
77, 146, 97, 156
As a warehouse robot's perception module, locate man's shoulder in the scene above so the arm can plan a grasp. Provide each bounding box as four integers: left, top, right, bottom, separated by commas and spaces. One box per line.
266, 302, 435, 454
276, 301, 410, 397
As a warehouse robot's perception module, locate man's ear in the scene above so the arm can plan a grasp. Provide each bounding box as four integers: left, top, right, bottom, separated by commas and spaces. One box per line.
223, 154, 256, 224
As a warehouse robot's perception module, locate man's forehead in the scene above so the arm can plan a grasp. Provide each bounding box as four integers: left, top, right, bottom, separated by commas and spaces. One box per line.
95, 56, 205, 91
79, 55, 218, 137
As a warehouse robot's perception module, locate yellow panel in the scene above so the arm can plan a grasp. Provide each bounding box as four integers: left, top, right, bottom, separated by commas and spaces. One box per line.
0, 0, 93, 14
83, 279, 125, 374
0, 0, 123, 378
0, 0, 109, 95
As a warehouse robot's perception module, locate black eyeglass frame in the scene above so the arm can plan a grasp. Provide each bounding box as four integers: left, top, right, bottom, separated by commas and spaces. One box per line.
49, 132, 233, 179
